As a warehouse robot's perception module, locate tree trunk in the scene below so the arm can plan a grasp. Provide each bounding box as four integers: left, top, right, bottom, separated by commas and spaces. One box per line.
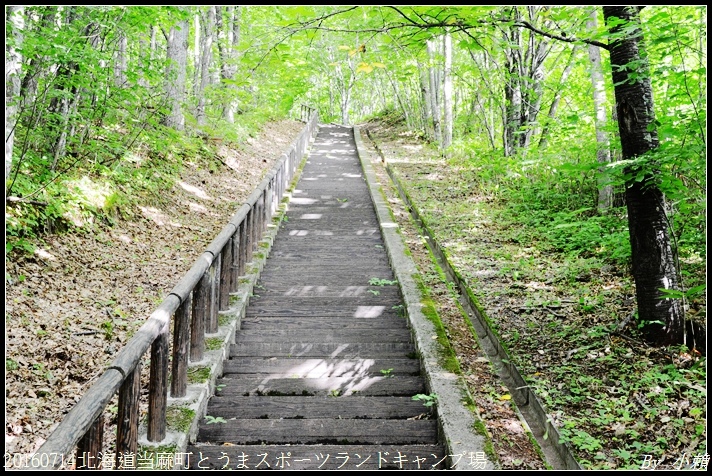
426, 39, 442, 147
5, 6, 24, 182
196, 6, 214, 126
114, 32, 127, 87
386, 70, 410, 126
216, 6, 240, 123
163, 19, 189, 131
538, 45, 579, 149
603, 6, 685, 347
502, 25, 522, 157
443, 31, 453, 155
587, 10, 613, 212
418, 61, 434, 142
192, 12, 201, 99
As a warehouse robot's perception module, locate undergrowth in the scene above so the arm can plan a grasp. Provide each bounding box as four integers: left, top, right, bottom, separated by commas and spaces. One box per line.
5, 111, 278, 259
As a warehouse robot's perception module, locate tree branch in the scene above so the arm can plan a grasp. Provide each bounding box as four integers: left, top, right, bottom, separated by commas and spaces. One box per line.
511, 19, 610, 50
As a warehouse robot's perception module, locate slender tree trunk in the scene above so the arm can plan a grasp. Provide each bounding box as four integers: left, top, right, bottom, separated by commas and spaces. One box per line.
467, 49, 498, 149
538, 45, 580, 149
216, 6, 241, 122
163, 19, 189, 131
426, 39, 442, 147
6, 6, 24, 182
48, 7, 81, 170
114, 32, 127, 87
603, 6, 685, 347
587, 10, 613, 211
386, 70, 409, 126
192, 12, 200, 99
443, 31, 453, 155
521, 40, 547, 150
196, 6, 213, 126
418, 61, 434, 141
502, 25, 522, 157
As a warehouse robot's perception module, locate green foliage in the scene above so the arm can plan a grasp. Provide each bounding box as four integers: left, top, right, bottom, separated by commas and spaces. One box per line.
412, 393, 438, 407
369, 277, 398, 286
204, 415, 227, 424
6, 359, 19, 371
380, 368, 394, 377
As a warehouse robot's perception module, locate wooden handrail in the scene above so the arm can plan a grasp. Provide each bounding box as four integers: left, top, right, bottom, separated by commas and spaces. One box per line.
26, 110, 319, 470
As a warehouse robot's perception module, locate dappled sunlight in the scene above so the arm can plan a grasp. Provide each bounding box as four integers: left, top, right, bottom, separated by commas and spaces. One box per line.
299, 213, 322, 220
288, 229, 334, 236
255, 355, 386, 395
291, 197, 319, 205
270, 358, 377, 379
34, 248, 56, 261
178, 181, 212, 200
354, 305, 386, 318
503, 418, 526, 434
188, 201, 208, 214
139, 206, 182, 227
284, 285, 327, 296
341, 173, 363, 178
339, 286, 369, 297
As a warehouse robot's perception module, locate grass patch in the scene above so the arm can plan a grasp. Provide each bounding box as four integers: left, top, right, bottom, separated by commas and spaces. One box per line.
166, 405, 195, 433
187, 366, 211, 384
205, 337, 224, 351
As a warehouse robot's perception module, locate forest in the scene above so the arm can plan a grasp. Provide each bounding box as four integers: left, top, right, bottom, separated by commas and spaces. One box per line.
5, 5, 707, 470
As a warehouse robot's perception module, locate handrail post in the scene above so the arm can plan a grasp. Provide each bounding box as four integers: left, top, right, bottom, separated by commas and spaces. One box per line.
219, 238, 233, 310
253, 193, 263, 250
245, 208, 254, 265
147, 331, 168, 442
190, 270, 209, 362
76, 415, 103, 469
231, 232, 239, 292
207, 255, 220, 334
239, 218, 248, 277
171, 295, 192, 397
116, 365, 140, 468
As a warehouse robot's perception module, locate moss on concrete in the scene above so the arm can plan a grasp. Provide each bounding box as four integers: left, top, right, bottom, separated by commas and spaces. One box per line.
187, 366, 211, 384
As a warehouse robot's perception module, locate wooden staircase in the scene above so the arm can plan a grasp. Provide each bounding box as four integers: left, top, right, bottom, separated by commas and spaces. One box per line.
186, 125, 447, 470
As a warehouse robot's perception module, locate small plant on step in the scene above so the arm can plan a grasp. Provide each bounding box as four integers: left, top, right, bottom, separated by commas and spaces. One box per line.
412, 393, 438, 407
205, 415, 227, 424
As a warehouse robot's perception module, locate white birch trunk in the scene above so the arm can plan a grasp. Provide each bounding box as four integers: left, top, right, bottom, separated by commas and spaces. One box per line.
196, 7, 214, 126
443, 32, 453, 154
426, 39, 442, 147
163, 19, 189, 131
6, 6, 24, 182
114, 33, 127, 87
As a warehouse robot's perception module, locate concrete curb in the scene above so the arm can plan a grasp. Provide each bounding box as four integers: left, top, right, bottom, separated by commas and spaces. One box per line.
354, 126, 496, 471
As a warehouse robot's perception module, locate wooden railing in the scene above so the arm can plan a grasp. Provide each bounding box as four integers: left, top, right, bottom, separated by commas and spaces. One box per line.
300, 104, 317, 123
26, 111, 319, 470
